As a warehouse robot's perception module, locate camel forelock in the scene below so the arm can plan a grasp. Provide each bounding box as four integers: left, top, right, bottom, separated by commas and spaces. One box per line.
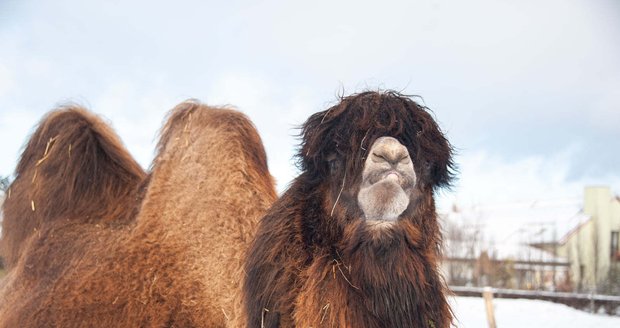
298, 91, 455, 192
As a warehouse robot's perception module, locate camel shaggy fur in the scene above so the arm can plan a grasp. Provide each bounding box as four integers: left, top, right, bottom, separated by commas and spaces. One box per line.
244, 91, 455, 328
0, 101, 276, 327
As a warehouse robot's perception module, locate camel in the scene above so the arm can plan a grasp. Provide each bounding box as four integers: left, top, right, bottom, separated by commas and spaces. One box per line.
243, 91, 455, 327
0, 101, 276, 327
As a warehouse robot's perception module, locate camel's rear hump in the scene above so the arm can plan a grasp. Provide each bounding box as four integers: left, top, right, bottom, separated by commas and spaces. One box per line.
0, 107, 146, 267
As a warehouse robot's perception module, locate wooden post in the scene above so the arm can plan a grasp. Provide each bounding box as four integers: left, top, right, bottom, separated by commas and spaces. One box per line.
483, 287, 497, 328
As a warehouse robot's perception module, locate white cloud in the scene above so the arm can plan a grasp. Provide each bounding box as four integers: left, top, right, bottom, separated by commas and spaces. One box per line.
588, 84, 620, 131
205, 74, 317, 191
90, 80, 180, 169
1, 0, 619, 201
0, 63, 13, 98
438, 147, 620, 210
0, 109, 41, 175
206, 75, 276, 113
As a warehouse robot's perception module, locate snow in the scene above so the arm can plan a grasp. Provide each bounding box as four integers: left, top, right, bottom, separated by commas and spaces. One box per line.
450, 296, 620, 327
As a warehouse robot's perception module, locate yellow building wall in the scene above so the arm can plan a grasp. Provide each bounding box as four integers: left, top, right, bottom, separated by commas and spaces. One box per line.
559, 186, 620, 292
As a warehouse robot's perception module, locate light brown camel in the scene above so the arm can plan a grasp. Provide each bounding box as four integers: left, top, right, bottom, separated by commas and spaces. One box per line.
0, 101, 276, 327
244, 91, 455, 327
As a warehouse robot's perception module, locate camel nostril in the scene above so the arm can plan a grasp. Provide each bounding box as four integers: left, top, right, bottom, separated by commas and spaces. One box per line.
369, 137, 411, 166
371, 152, 388, 163
372, 149, 410, 166
363, 137, 415, 186
398, 154, 411, 165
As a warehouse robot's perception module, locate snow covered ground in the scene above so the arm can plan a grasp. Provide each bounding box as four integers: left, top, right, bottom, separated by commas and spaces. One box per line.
451, 296, 620, 327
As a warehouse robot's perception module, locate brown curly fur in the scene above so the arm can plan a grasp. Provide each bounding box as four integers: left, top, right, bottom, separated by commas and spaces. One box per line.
243, 91, 455, 327
0, 101, 276, 327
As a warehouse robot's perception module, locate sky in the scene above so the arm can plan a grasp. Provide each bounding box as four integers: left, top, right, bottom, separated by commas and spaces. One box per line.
1, 0, 619, 210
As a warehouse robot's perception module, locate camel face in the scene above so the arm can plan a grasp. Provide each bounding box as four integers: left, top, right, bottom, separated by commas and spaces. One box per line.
357, 136, 416, 223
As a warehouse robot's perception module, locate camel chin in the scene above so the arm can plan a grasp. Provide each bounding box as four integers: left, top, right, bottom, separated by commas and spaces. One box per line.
357, 136, 416, 224
358, 179, 409, 222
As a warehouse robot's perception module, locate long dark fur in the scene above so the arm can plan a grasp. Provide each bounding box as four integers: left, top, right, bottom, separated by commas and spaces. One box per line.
244, 91, 455, 327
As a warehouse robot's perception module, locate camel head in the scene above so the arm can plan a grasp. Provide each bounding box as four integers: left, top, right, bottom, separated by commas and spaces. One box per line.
299, 91, 454, 233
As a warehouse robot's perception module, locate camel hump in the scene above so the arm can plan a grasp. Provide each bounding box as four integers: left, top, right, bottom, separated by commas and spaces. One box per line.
0, 106, 146, 267
155, 100, 275, 197
156, 100, 263, 157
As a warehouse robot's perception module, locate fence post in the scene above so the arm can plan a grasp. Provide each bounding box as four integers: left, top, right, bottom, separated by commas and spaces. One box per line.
483, 287, 497, 328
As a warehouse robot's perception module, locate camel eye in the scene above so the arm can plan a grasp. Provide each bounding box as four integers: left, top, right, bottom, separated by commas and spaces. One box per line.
326, 154, 339, 172
329, 160, 339, 172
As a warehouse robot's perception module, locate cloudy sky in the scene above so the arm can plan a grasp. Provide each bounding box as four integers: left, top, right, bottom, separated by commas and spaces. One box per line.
1, 0, 619, 209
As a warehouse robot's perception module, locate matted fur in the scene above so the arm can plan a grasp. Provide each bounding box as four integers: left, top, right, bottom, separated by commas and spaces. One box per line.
0, 102, 276, 327
244, 91, 455, 327
0, 108, 146, 268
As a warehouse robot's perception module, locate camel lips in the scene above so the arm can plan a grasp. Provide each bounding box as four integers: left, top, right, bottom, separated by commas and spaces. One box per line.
385, 171, 400, 183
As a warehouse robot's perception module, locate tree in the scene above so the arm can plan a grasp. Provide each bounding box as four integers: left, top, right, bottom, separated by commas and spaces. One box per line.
0, 175, 9, 192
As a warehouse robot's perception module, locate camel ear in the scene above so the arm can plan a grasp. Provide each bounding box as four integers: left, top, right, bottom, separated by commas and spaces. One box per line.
414, 112, 456, 190
0, 106, 145, 267
298, 110, 334, 175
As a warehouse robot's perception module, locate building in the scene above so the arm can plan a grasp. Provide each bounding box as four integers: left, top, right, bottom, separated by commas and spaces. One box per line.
442, 186, 620, 294
557, 186, 620, 293
441, 198, 578, 290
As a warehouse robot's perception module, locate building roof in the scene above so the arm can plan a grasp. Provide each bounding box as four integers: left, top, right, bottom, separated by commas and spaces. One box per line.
442, 198, 587, 263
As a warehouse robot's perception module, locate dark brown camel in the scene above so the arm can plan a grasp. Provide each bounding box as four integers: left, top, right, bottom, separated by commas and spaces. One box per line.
0, 101, 276, 327
243, 91, 455, 328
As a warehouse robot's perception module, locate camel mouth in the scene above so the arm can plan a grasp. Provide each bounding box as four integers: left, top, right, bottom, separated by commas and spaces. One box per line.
356, 137, 416, 223
385, 171, 400, 183
367, 170, 415, 189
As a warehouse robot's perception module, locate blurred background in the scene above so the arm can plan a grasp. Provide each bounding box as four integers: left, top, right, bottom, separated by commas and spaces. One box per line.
1, 0, 619, 325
